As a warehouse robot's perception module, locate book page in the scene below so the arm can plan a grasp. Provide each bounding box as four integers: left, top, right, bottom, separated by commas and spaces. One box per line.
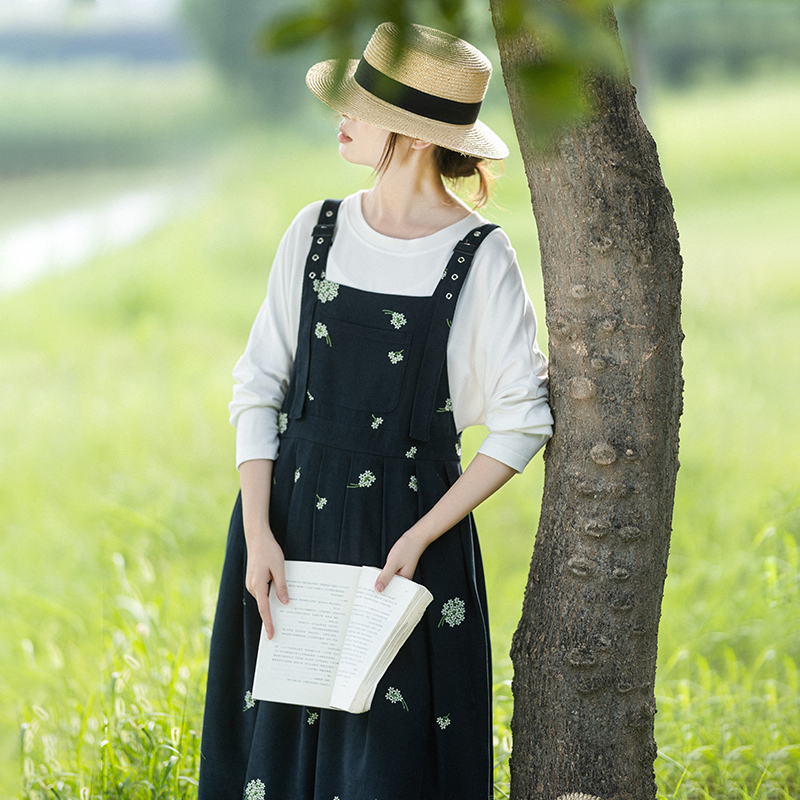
252, 561, 361, 708
329, 567, 424, 711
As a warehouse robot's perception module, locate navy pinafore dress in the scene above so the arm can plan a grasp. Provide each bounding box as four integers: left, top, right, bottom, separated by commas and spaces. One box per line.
200, 200, 499, 800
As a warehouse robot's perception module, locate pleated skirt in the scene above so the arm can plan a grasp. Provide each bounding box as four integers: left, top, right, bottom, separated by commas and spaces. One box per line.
199, 434, 494, 800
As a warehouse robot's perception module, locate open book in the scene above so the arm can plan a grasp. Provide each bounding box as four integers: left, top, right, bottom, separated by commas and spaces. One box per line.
252, 560, 434, 713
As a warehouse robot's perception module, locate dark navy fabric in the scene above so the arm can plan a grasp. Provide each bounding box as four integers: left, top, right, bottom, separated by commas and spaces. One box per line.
199, 200, 499, 800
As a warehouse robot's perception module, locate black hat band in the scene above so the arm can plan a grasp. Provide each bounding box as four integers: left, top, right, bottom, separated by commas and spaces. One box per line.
354, 58, 482, 126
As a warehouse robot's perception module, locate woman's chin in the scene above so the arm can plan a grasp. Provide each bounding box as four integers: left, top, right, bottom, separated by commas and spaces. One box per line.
338, 146, 371, 168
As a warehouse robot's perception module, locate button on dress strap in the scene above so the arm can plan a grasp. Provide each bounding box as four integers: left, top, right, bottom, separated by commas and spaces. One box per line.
409, 223, 500, 441
287, 199, 342, 420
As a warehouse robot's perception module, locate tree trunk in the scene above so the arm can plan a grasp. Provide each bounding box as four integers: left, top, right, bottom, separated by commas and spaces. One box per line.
489, 4, 683, 799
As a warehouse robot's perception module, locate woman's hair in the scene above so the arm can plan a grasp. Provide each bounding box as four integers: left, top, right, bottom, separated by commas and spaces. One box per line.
376, 132, 495, 209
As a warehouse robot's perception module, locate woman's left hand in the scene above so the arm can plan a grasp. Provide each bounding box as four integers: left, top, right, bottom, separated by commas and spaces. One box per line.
374, 529, 428, 593
374, 455, 517, 593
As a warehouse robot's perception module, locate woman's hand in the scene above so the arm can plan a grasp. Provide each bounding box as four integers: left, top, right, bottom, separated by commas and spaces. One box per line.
374, 454, 517, 593
245, 528, 288, 640
374, 529, 429, 593
239, 458, 287, 639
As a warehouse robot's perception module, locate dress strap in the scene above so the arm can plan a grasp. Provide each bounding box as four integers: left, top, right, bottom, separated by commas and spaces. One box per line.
408, 223, 500, 442
287, 199, 342, 420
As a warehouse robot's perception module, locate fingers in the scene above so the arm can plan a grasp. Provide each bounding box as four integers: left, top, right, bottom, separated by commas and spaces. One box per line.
244, 535, 289, 639
375, 533, 426, 592
271, 561, 290, 606
257, 590, 275, 640
259, 567, 290, 640
374, 563, 396, 594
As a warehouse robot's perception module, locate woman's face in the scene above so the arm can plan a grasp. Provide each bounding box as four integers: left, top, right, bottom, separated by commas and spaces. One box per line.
337, 115, 393, 168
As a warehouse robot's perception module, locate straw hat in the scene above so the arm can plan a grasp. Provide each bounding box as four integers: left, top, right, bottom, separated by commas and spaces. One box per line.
306, 22, 509, 161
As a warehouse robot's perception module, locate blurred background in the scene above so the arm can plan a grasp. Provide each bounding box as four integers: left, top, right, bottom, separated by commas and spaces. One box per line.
1, 1, 798, 798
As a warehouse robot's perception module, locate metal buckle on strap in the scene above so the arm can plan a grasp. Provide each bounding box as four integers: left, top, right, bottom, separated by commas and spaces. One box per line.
312, 223, 335, 239
453, 240, 477, 255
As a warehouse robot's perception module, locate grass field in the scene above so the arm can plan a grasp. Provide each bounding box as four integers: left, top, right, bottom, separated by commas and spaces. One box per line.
1, 72, 799, 799
0, 62, 225, 178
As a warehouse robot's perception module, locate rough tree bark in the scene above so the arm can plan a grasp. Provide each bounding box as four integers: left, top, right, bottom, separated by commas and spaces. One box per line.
489, 3, 684, 799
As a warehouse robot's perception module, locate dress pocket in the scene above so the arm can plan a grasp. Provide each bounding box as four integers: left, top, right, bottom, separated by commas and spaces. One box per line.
307, 315, 411, 414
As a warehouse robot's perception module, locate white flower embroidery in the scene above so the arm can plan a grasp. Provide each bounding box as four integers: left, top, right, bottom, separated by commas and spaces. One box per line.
277, 412, 288, 434
455, 440, 462, 458
439, 598, 466, 628
294, 468, 301, 483
385, 686, 408, 711
405, 446, 417, 459
436, 714, 451, 730
348, 470, 376, 489
316, 495, 327, 510
371, 415, 383, 429
306, 709, 319, 725
388, 350, 404, 365
307, 390, 314, 401
408, 476, 418, 492
436, 398, 453, 413
383, 309, 407, 329
315, 322, 331, 346
244, 779, 266, 800
313, 276, 340, 303
243, 690, 255, 711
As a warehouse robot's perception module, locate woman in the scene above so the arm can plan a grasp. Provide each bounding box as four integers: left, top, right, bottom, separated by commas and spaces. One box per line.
199, 21, 553, 800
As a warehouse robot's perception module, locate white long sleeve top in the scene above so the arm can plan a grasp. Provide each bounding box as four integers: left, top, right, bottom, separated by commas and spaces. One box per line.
230, 191, 553, 473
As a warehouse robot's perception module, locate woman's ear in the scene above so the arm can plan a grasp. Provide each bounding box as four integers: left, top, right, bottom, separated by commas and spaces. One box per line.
410, 139, 434, 151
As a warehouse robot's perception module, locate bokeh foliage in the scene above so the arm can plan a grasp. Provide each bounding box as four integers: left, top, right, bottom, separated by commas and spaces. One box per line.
179, 0, 800, 137
185, 0, 629, 143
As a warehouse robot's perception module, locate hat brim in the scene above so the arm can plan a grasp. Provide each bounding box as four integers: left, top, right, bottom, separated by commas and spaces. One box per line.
306, 59, 509, 161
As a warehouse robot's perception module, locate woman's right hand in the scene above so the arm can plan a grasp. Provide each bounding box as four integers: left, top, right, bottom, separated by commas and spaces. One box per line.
239, 458, 286, 640
245, 528, 288, 640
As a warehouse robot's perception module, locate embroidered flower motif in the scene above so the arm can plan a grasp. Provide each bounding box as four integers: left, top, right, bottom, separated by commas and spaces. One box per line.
316, 495, 327, 510
294, 468, 301, 483
441, 268, 447, 280
436, 714, 451, 730
455, 440, 462, 458
243, 690, 255, 711
436, 398, 453, 413
388, 350, 404, 365
408, 476, 418, 493
315, 322, 332, 346
439, 598, 466, 628
244, 779, 266, 800
446, 318, 452, 328
385, 686, 408, 711
313, 274, 340, 303
278, 412, 288, 434
383, 309, 407, 329
307, 390, 314, 401
348, 470, 376, 489
405, 446, 417, 459
371, 415, 384, 430
306, 709, 319, 725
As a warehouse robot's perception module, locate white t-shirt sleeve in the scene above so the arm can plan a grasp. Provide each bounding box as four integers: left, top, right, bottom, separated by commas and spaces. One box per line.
448, 229, 553, 473
228, 201, 322, 467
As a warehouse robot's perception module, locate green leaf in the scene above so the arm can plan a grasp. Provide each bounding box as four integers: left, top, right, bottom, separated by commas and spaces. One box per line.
255, 12, 329, 54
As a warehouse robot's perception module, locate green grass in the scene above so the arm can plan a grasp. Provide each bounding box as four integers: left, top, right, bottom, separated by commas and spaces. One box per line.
0, 62, 226, 176
2, 73, 800, 799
